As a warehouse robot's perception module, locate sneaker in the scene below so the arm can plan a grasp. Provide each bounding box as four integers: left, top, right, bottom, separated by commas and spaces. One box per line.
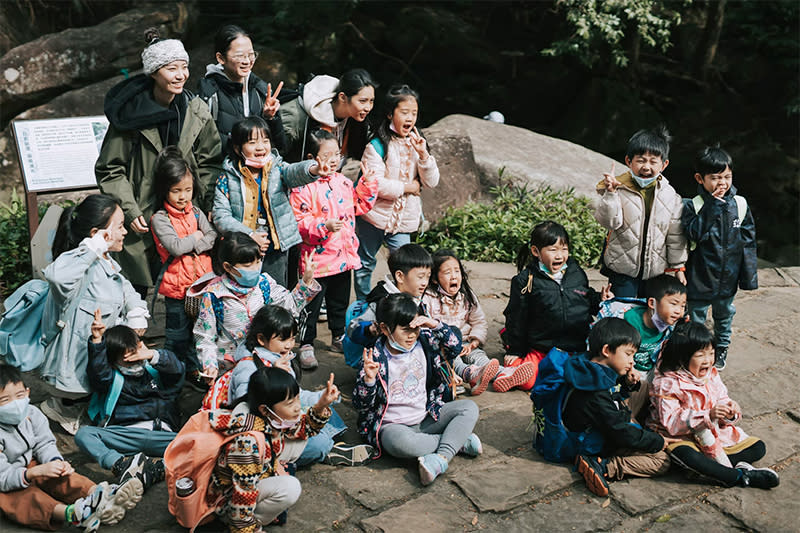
185, 369, 210, 392
115, 453, 165, 491
299, 344, 319, 370
330, 334, 345, 353
575, 455, 610, 497
460, 433, 483, 457
324, 443, 374, 466
318, 303, 327, 322
714, 346, 728, 370
40, 397, 82, 435
492, 362, 536, 393
76, 479, 143, 530
466, 359, 499, 396
736, 461, 780, 489
418, 453, 449, 486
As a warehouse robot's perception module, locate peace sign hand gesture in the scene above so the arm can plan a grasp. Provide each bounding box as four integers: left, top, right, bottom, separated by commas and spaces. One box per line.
91, 309, 106, 343
360, 160, 376, 182
362, 350, 380, 383
315, 373, 340, 409
262, 81, 283, 118
603, 162, 621, 193
408, 127, 429, 160
301, 251, 318, 285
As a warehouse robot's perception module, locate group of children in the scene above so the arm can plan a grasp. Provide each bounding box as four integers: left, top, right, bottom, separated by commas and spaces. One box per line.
0, 112, 775, 531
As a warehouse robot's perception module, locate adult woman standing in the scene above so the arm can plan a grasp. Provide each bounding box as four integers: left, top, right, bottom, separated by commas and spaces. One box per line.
198, 25, 287, 152
39, 195, 149, 434
279, 68, 376, 163
96, 29, 223, 292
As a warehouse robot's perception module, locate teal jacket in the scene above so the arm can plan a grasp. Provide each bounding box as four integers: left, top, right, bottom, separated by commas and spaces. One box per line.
212, 153, 317, 250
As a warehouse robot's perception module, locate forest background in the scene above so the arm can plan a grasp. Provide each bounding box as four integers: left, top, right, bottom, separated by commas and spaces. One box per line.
1, 0, 797, 269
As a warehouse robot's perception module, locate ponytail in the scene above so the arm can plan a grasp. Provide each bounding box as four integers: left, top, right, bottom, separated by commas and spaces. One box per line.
52, 194, 119, 260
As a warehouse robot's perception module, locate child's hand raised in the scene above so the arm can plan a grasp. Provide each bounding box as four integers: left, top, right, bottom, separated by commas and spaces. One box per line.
602, 162, 621, 193
91, 309, 106, 343
362, 350, 380, 382
409, 127, 429, 160
250, 231, 270, 253
409, 315, 439, 330
360, 161, 376, 182
600, 284, 614, 301
313, 152, 336, 177
274, 352, 294, 373
262, 81, 283, 118
316, 373, 340, 408
123, 341, 155, 363
301, 251, 318, 285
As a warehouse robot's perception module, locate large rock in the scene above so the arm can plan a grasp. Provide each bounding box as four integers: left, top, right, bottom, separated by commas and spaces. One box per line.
0, 3, 191, 125
425, 114, 622, 199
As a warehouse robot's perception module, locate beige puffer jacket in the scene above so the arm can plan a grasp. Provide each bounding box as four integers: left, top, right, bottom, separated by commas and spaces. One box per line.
594, 172, 687, 280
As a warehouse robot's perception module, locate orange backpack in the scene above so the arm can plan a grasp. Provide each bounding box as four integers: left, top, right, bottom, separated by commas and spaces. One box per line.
164, 410, 267, 531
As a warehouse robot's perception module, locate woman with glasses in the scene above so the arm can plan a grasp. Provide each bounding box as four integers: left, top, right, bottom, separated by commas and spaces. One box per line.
198, 25, 288, 152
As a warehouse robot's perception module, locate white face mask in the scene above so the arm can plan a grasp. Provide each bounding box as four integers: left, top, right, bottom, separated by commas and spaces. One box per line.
0, 397, 30, 425
116, 364, 145, 377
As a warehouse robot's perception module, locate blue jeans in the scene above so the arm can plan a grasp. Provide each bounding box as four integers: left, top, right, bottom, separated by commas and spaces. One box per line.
164, 297, 199, 374
354, 217, 411, 300
75, 425, 177, 469
607, 271, 644, 298
296, 408, 346, 466
688, 296, 736, 347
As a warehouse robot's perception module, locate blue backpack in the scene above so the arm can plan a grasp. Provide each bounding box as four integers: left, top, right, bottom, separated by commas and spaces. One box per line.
530, 347, 603, 463
342, 300, 371, 369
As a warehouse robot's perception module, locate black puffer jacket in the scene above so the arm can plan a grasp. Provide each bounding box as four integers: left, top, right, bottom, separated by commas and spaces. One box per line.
87, 339, 185, 430
198, 67, 287, 153
502, 258, 600, 355
682, 185, 758, 300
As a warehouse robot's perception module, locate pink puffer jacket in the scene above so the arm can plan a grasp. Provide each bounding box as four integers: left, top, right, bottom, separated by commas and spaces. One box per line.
290, 172, 378, 278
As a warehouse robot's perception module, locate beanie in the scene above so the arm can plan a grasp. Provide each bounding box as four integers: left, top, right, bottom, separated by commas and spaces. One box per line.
142, 39, 189, 75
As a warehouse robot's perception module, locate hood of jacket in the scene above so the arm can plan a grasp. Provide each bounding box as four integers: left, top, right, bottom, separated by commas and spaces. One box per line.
365, 276, 400, 304
104, 73, 189, 131
302, 75, 339, 128
563, 353, 620, 392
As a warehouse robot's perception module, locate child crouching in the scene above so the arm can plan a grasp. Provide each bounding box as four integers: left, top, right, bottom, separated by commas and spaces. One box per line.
353, 293, 482, 486
0, 365, 142, 531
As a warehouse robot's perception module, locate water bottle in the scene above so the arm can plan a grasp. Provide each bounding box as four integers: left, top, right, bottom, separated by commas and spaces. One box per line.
176, 477, 195, 497
256, 217, 268, 234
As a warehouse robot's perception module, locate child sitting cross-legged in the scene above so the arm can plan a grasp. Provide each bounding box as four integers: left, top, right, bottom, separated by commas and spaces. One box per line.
0, 364, 143, 532
76, 310, 183, 491
564, 318, 676, 497
353, 293, 482, 486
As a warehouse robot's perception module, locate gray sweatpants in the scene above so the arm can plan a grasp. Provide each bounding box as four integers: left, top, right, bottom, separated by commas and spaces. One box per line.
378, 399, 479, 461
452, 347, 504, 380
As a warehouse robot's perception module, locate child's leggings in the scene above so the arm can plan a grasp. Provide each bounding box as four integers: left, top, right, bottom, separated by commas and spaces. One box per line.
0, 467, 95, 530
378, 399, 479, 461
506, 349, 547, 391
668, 438, 766, 486
452, 348, 498, 377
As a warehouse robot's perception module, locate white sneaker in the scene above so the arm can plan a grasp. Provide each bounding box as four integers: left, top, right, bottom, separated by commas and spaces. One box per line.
299, 344, 318, 370
40, 397, 82, 435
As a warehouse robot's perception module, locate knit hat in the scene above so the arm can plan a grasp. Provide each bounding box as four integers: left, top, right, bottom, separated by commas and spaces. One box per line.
142, 38, 189, 75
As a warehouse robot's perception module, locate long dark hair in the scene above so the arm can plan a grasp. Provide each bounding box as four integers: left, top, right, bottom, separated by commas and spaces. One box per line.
214, 24, 249, 58
515, 221, 570, 272
153, 146, 196, 208
658, 321, 715, 373
372, 84, 423, 162
335, 68, 375, 160
52, 194, 120, 260
429, 249, 477, 308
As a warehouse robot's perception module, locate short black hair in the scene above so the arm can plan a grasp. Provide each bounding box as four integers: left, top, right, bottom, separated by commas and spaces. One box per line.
0, 364, 24, 391
658, 321, 714, 373
104, 325, 140, 364
228, 116, 272, 161
626, 125, 671, 161
376, 292, 419, 332
588, 317, 641, 359
387, 243, 432, 280
212, 232, 262, 275
516, 220, 571, 271
695, 145, 733, 176
245, 305, 297, 351
644, 274, 687, 301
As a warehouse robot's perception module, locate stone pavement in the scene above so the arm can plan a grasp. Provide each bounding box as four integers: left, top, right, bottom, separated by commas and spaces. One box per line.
3, 262, 800, 533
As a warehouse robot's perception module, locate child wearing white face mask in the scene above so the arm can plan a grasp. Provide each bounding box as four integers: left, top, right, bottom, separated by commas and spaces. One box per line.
213, 116, 327, 287
594, 125, 688, 298
193, 232, 320, 386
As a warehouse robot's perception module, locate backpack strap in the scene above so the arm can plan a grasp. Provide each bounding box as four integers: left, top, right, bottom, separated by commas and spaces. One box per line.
370, 137, 386, 159
690, 195, 748, 251
208, 293, 226, 337
88, 363, 161, 426
259, 276, 271, 304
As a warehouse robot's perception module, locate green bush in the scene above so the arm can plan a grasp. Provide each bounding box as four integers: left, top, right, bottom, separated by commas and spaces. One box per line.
418, 172, 606, 268
0, 190, 32, 298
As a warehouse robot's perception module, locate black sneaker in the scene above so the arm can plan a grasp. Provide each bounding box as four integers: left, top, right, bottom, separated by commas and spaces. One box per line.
575, 455, 610, 496
736, 461, 780, 489
111, 453, 140, 479
116, 452, 165, 491
714, 346, 728, 370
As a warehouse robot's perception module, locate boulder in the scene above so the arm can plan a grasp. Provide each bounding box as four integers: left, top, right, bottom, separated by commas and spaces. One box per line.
0, 3, 191, 125
425, 114, 622, 199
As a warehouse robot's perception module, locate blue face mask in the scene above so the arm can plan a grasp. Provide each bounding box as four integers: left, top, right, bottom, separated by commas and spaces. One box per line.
387, 334, 416, 354
631, 172, 660, 188
0, 397, 30, 425
231, 266, 261, 287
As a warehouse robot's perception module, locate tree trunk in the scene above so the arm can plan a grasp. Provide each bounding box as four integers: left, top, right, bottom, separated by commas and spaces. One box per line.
694, 0, 727, 83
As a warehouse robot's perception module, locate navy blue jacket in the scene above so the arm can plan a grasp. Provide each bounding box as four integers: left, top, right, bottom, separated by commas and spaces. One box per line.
682, 185, 757, 301
562, 354, 664, 456
87, 339, 184, 430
